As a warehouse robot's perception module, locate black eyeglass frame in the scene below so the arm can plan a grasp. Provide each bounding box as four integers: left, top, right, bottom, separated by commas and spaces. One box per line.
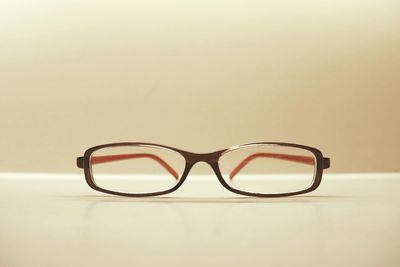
77, 142, 330, 198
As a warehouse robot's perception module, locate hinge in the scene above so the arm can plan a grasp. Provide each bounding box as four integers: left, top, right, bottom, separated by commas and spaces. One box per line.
76, 157, 84, 168
323, 157, 330, 169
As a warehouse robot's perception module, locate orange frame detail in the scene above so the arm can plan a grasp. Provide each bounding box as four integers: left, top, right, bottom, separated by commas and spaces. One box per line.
91, 153, 179, 180
90, 152, 315, 181
228, 153, 315, 179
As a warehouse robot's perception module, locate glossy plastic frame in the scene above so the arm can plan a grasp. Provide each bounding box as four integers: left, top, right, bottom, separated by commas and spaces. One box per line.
77, 142, 330, 198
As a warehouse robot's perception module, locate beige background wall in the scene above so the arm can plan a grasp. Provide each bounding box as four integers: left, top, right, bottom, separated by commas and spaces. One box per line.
0, 0, 399, 173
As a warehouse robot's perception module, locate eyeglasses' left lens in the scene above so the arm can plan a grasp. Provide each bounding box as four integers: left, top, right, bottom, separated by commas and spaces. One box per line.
89, 145, 185, 194
218, 144, 317, 195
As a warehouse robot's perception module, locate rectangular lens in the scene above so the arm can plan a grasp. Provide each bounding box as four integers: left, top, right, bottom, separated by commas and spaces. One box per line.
219, 144, 316, 194
90, 145, 185, 194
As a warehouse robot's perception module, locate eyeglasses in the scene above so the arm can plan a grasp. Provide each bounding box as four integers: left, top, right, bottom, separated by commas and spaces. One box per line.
76, 142, 330, 197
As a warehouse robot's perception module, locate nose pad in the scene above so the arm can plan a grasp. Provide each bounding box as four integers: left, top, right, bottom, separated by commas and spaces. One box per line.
187, 161, 214, 174
208, 162, 222, 176
182, 151, 223, 178
187, 161, 223, 183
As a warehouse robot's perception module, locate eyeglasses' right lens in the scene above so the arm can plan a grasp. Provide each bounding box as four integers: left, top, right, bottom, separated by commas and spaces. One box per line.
90, 145, 186, 194
218, 144, 316, 195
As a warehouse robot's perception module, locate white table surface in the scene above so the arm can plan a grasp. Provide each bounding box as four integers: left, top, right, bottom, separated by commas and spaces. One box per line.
0, 173, 399, 267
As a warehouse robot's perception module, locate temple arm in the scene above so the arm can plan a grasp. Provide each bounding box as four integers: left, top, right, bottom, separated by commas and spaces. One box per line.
229, 152, 330, 179
76, 153, 179, 180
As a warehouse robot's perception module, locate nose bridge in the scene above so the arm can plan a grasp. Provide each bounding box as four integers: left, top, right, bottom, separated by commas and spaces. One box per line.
185, 151, 221, 165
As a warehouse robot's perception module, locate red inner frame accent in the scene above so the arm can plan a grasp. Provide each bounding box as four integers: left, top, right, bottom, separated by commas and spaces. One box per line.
229, 152, 315, 179
90, 152, 315, 182
91, 153, 179, 180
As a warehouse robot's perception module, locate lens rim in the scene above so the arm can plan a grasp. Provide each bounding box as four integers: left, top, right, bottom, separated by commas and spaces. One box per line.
83, 143, 190, 197
214, 142, 324, 197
